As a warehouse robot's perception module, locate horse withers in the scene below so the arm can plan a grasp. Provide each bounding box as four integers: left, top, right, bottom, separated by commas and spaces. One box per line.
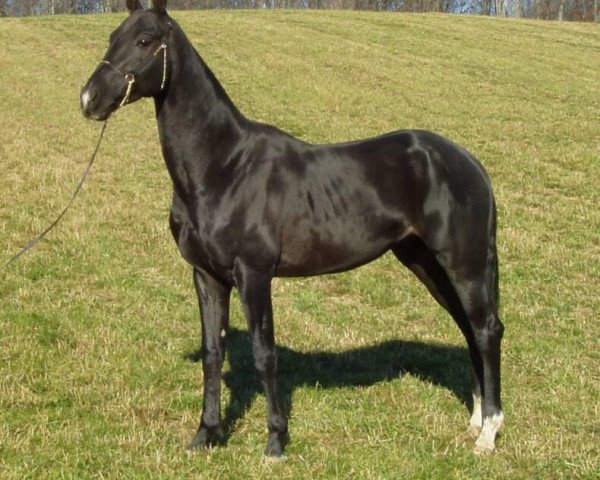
81, 0, 504, 457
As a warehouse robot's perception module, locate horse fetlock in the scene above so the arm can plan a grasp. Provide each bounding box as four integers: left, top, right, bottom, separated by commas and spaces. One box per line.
468, 392, 483, 437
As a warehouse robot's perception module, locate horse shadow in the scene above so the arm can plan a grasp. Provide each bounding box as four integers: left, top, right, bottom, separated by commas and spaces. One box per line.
184, 327, 471, 444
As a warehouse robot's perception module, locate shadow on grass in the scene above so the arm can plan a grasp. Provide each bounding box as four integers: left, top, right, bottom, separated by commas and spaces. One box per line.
184, 327, 470, 444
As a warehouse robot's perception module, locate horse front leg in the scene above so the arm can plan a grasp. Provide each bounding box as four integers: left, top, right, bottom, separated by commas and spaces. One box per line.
233, 261, 288, 457
188, 267, 231, 450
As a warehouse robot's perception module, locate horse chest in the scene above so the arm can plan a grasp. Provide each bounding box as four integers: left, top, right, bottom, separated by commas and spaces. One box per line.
169, 202, 234, 277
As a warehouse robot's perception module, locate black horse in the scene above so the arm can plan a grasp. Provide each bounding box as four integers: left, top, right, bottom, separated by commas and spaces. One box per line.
81, 0, 504, 457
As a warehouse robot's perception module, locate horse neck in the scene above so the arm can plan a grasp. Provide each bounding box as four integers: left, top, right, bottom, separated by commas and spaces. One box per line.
154, 23, 247, 189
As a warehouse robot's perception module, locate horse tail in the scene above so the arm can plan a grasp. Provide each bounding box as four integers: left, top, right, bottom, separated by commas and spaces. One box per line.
486, 197, 500, 312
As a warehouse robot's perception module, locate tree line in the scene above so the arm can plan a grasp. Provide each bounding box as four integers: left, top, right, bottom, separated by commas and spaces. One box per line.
0, 0, 597, 21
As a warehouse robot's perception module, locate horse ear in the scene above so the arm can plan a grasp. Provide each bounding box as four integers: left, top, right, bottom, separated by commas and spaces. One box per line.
151, 0, 167, 14
126, 0, 143, 13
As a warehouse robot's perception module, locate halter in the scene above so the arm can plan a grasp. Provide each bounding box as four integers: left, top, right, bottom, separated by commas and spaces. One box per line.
101, 42, 168, 108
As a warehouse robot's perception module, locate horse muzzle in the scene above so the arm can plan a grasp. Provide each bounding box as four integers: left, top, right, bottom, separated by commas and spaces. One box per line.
80, 82, 117, 121
80, 66, 129, 121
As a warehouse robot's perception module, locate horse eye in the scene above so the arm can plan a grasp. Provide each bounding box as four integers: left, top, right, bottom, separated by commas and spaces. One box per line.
137, 38, 151, 47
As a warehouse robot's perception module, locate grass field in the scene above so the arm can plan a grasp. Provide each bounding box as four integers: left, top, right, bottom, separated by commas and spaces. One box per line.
1, 9, 598, 479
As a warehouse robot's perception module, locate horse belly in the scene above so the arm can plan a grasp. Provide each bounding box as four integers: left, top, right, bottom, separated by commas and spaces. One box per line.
276, 215, 404, 277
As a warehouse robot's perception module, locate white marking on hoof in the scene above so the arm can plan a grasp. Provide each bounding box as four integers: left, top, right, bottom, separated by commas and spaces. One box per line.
473, 440, 495, 455
474, 412, 504, 454
468, 393, 483, 437
220, 328, 226, 338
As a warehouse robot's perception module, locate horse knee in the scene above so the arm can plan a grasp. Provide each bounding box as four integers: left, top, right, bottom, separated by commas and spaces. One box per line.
202, 347, 225, 385
203, 346, 224, 365
252, 346, 277, 376
472, 314, 503, 354
486, 316, 504, 340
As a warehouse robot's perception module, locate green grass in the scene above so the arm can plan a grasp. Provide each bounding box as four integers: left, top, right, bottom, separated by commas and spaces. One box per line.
1, 10, 598, 479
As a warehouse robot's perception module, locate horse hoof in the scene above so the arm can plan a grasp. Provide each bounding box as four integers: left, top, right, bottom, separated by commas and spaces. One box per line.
473, 438, 496, 454
188, 431, 210, 451
473, 412, 503, 454
264, 431, 288, 458
263, 452, 287, 462
264, 442, 285, 458
188, 426, 222, 451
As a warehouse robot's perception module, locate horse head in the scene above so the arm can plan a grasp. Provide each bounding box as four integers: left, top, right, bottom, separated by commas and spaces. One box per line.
80, 0, 171, 121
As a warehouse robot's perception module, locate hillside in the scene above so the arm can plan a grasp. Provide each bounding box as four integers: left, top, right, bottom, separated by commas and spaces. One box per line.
1, 10, 598, 479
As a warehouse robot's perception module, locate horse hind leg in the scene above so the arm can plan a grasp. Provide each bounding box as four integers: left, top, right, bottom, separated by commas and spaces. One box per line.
392, 236, 484, 430
443, 253, 504, 453
392, 235, 504, 452
461, 266, 504, 454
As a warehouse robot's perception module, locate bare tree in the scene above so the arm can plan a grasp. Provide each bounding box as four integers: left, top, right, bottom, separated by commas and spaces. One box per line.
0, 0, 595, 20
514, 0, 522, 16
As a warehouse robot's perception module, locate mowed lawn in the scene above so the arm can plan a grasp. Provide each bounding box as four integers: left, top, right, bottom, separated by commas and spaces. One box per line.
1, 10, 598, 479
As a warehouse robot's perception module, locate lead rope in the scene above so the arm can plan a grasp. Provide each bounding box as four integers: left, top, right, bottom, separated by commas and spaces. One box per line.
5, 42, 168, 268
4, 120, 108, 268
